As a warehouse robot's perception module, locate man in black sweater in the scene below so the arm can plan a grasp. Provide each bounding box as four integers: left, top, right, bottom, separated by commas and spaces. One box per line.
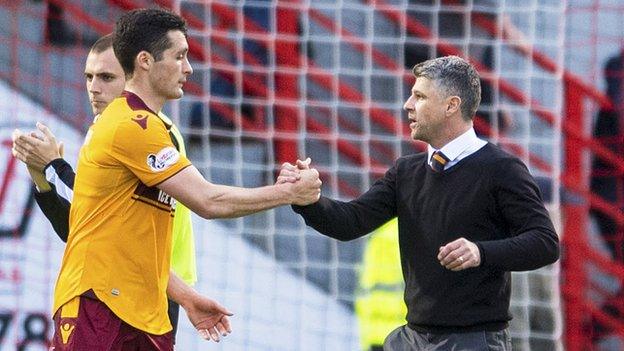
279, 55, 559, 350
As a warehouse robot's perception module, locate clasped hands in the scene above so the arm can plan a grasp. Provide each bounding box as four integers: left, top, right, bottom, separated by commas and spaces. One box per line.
276, 158, 322, 206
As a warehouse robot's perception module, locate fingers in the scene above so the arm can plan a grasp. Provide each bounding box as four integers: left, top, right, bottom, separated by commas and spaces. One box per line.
12, 140, 45, 170
281, 162, 298, 172
220, 315, 232, 334
29, 131, 45, 141
438, 238, 480, 271
296, 157, 311, 170
276, 175, 298, 184
214, 304, 234, 317
207, 326, 221, 342
37, 122, 56, 142
437, 239, 462, 263
11, 129, 22, 143
198, 328, 210, 340
16, 133, 43, 149
12, 142, 30, 161
276, 169, 301, 184
198, 327, 221, 342
215, 320, 230, 336
438, 247, 467, 270
446, 254, 467, 271
12, 147, 28, 164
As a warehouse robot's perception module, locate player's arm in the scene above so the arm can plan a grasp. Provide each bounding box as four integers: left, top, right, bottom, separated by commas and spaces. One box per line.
31, 180, 71, 242
157, 165, 322, 219
167, 271, 232, 342
284, 159, 398, 241
12, 124, 72, 242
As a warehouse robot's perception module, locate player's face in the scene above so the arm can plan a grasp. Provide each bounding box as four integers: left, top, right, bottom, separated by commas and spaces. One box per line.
150, 30, 193, 100
403, 77, 447, 144
84, 48, 126, 115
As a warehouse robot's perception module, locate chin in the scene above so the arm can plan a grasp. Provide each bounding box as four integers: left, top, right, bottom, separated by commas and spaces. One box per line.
169, 90, 183, 99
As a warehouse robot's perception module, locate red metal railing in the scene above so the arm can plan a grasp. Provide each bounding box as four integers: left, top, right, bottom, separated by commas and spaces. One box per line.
5, 1, 624, 346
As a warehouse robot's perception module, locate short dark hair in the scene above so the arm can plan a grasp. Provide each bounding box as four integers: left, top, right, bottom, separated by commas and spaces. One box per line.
90, 33, 114, 54
113, 8, 187, 77
412, 56, 481, 121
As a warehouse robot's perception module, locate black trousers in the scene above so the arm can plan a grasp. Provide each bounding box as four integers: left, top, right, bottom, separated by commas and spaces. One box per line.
167, 299, 180, 344
383, 325, 512, 351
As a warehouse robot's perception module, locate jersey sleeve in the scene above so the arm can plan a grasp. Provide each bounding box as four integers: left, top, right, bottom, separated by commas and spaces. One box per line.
34, 183, 71, 242
110, 113, 191, 187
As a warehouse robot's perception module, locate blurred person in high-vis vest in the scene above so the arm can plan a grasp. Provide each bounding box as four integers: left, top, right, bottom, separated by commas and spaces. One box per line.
355, 218, 406, 351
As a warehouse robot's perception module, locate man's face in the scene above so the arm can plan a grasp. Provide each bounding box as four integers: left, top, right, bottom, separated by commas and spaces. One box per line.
84, 48, 125, 115
403, 77, 448, 144
150, 30, 193, 100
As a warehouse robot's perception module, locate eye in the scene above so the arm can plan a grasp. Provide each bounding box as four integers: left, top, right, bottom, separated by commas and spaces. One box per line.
85, 74, 93, 82
101, 74, 114, 82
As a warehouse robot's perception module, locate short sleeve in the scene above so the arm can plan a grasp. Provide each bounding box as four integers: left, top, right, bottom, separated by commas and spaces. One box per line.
110, 113, 191, 187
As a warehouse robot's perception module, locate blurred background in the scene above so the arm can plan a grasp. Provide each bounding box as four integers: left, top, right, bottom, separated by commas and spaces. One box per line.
0, 0, 622, 350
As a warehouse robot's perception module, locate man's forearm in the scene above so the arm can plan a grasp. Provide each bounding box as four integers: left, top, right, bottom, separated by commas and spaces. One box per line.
167, 270, 198, 309
199, 183, 293, 219
33, 186, 70, 242
158, 165, 320, 219
27, 166, 51, 192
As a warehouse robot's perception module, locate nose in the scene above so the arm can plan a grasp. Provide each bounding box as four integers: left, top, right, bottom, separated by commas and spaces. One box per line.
89, 78, 102, 95
183, 57, 193, 76
403, 95, 414, 112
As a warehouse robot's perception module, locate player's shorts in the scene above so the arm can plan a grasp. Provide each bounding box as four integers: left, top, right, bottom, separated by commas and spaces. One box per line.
51, 290, 173, 351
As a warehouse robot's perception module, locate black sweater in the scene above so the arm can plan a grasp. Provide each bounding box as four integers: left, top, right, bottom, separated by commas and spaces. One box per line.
293, 143, 559, 332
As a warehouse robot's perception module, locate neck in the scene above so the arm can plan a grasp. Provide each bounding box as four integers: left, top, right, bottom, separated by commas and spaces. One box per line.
429, 120, 473, 149
124, 78, 165, 113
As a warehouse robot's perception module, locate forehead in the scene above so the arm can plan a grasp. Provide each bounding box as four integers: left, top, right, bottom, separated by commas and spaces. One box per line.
165, 30, 188, 52
84, 48, 123, 75
412, 77, 435, 92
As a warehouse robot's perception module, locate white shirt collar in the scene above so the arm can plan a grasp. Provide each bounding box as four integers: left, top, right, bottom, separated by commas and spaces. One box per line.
427, 128, 483, 163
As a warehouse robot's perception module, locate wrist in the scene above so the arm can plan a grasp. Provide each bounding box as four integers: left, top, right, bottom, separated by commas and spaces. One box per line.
474, 242, 485, 267
179, 288, 201, 310
27, 167, 51, 192
43, 157, 63, 172
275, 182, 296, 205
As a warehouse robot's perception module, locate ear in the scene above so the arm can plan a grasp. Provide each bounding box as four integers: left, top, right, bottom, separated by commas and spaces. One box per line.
445, 96, 461, 116
136, 51, 153, 72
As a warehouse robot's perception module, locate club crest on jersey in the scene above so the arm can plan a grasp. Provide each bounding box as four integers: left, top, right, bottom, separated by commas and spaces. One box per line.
132, 114, 148, 130
147, 146, 180, 172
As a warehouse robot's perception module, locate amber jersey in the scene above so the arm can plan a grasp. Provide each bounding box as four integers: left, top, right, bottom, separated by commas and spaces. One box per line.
53, 91, 191, 335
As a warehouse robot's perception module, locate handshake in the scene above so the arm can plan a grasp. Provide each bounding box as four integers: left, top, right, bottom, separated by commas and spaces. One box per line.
276, 158, 322, 206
